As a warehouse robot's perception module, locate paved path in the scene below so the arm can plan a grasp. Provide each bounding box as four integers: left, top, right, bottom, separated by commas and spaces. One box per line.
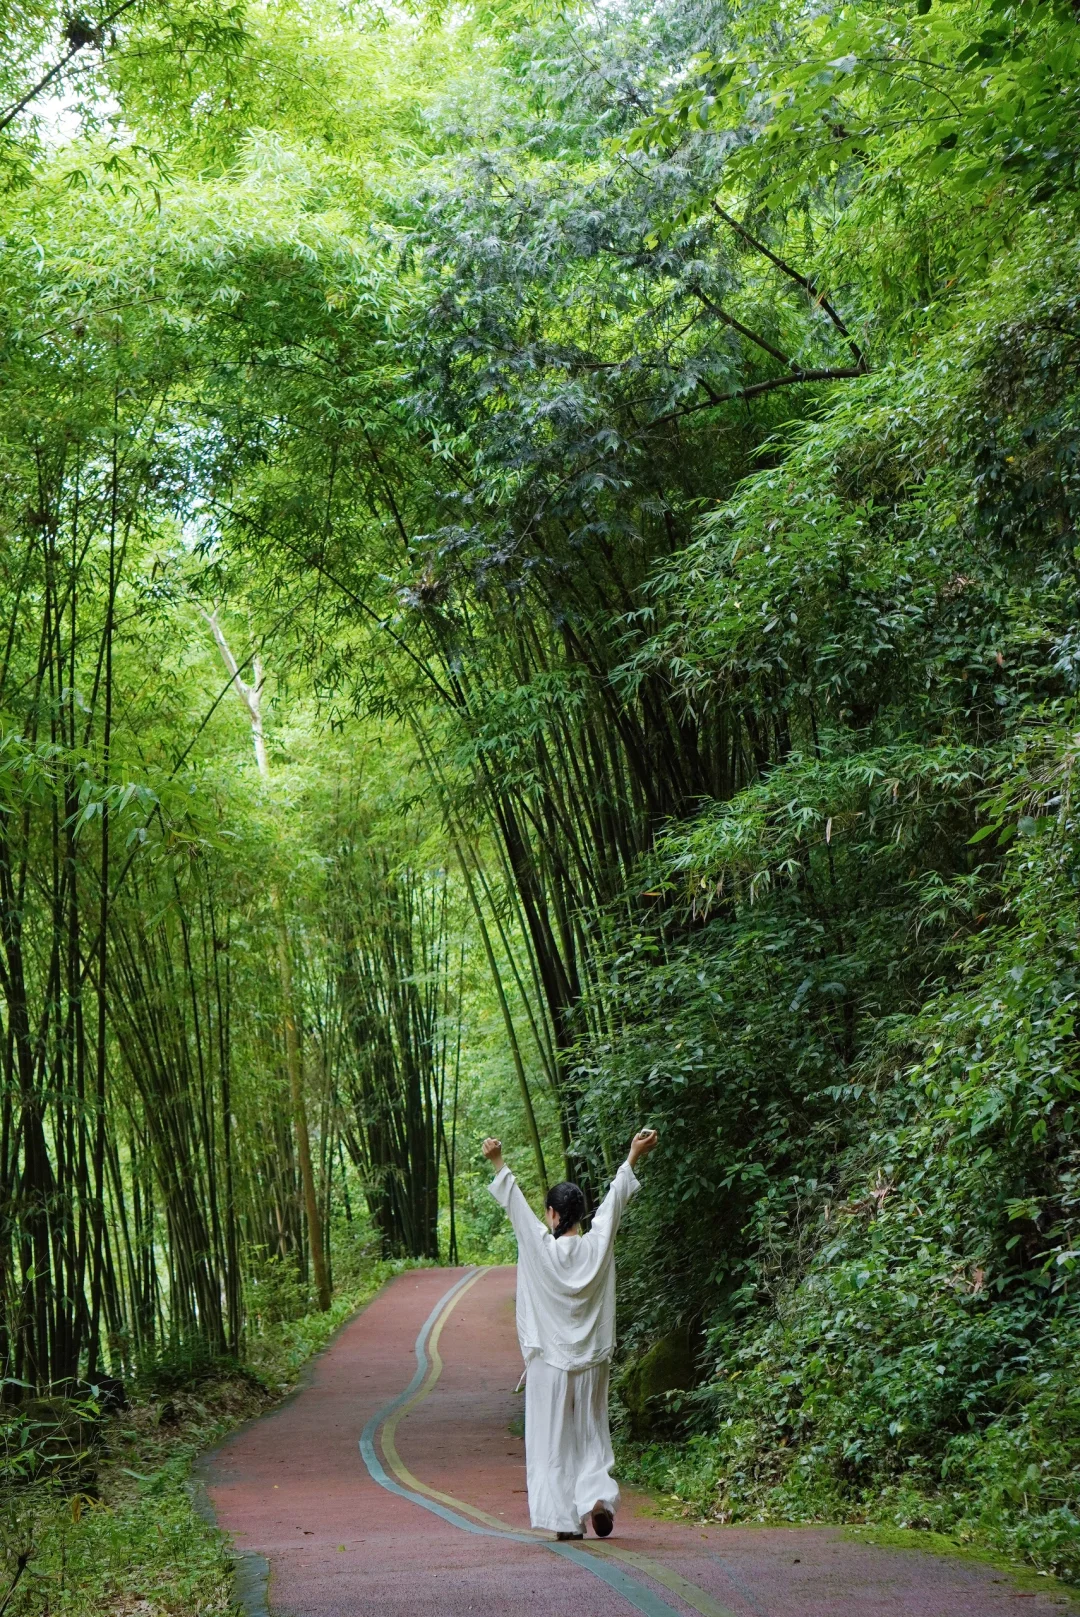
202, 1266, 1075, 1617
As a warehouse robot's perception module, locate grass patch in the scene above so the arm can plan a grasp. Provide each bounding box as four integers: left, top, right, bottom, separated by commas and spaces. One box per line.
617, 1435, 1080, 1606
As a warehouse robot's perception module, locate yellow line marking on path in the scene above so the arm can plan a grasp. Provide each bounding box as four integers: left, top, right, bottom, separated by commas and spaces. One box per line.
380, 1269, 533, 1535
378, 1270, 740, 1613
584, 1545, 739, 1617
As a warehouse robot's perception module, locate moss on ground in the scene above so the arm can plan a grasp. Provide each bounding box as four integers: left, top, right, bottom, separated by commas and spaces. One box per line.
842, 1527, 1080, 1607
617, 1327, 697, 1438
617, 1437, 1080, 1607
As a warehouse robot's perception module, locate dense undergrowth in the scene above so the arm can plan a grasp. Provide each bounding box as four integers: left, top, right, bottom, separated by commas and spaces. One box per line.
601, 237, 1080, 1581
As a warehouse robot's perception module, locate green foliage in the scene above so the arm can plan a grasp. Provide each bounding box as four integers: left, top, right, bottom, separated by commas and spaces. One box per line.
1, 1471, 234, 1617
631, 0, 1080, 324
0, 1396, 102, 1486
1, 0, 1080, 1594
596, 224, 1080, 1578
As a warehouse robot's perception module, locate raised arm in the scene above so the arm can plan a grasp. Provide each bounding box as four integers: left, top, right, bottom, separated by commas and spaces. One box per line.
591, 1127, 659, 1241
483, 1137, 546, 1245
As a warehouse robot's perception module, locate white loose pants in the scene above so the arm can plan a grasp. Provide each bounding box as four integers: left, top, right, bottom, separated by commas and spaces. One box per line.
524, 1356, 619, 1534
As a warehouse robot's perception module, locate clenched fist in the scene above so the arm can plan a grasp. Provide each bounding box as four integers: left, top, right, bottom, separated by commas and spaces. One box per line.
628, 1128, 659, 1168
482, 1137, 504, 1171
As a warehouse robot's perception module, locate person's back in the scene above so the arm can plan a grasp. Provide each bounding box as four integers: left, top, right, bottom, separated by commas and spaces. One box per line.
483, 1128, 659, 1539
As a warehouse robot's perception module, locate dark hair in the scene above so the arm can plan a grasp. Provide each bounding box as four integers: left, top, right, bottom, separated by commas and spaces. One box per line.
545, 1181, 586, 1238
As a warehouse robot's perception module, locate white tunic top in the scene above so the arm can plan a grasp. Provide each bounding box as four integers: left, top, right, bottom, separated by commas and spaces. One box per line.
488, 1159, 640, 1372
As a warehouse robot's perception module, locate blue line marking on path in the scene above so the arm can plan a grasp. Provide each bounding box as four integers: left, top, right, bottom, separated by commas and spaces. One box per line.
357, 1270, 687, 1617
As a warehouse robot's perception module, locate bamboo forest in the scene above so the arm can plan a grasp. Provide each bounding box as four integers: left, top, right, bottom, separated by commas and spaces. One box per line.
0, 0, 1078, 1611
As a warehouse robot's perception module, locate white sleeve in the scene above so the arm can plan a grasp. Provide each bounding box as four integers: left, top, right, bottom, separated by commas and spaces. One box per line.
589, 1158, 640, 1241
488, 1166, 546, 1247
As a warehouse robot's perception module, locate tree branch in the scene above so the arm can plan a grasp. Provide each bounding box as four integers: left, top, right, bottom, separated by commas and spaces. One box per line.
204, 498, 459, 708
0, 0, 144, 135
710, 201, 867, 371
0, 1551, 33, 1617
688, 284, 797, 370
650, 364, 867, 430
204, 608, 268, 775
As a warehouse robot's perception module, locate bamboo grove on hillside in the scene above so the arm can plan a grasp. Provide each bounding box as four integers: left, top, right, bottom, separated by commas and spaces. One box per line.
1, 0, 1080, 1582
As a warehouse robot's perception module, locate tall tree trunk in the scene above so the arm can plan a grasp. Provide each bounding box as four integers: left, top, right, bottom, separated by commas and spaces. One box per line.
207, 613, 330, 1311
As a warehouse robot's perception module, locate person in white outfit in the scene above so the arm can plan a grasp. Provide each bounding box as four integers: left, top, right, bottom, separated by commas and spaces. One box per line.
481, 1127, 660, 1540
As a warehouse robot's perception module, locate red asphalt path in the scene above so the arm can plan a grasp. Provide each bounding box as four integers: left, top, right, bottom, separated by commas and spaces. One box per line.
201, 1266, 1076, 1617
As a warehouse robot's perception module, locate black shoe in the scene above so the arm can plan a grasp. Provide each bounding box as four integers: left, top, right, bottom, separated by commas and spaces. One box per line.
556, 1531, 584, 1540
591, 1506, 614, 1538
